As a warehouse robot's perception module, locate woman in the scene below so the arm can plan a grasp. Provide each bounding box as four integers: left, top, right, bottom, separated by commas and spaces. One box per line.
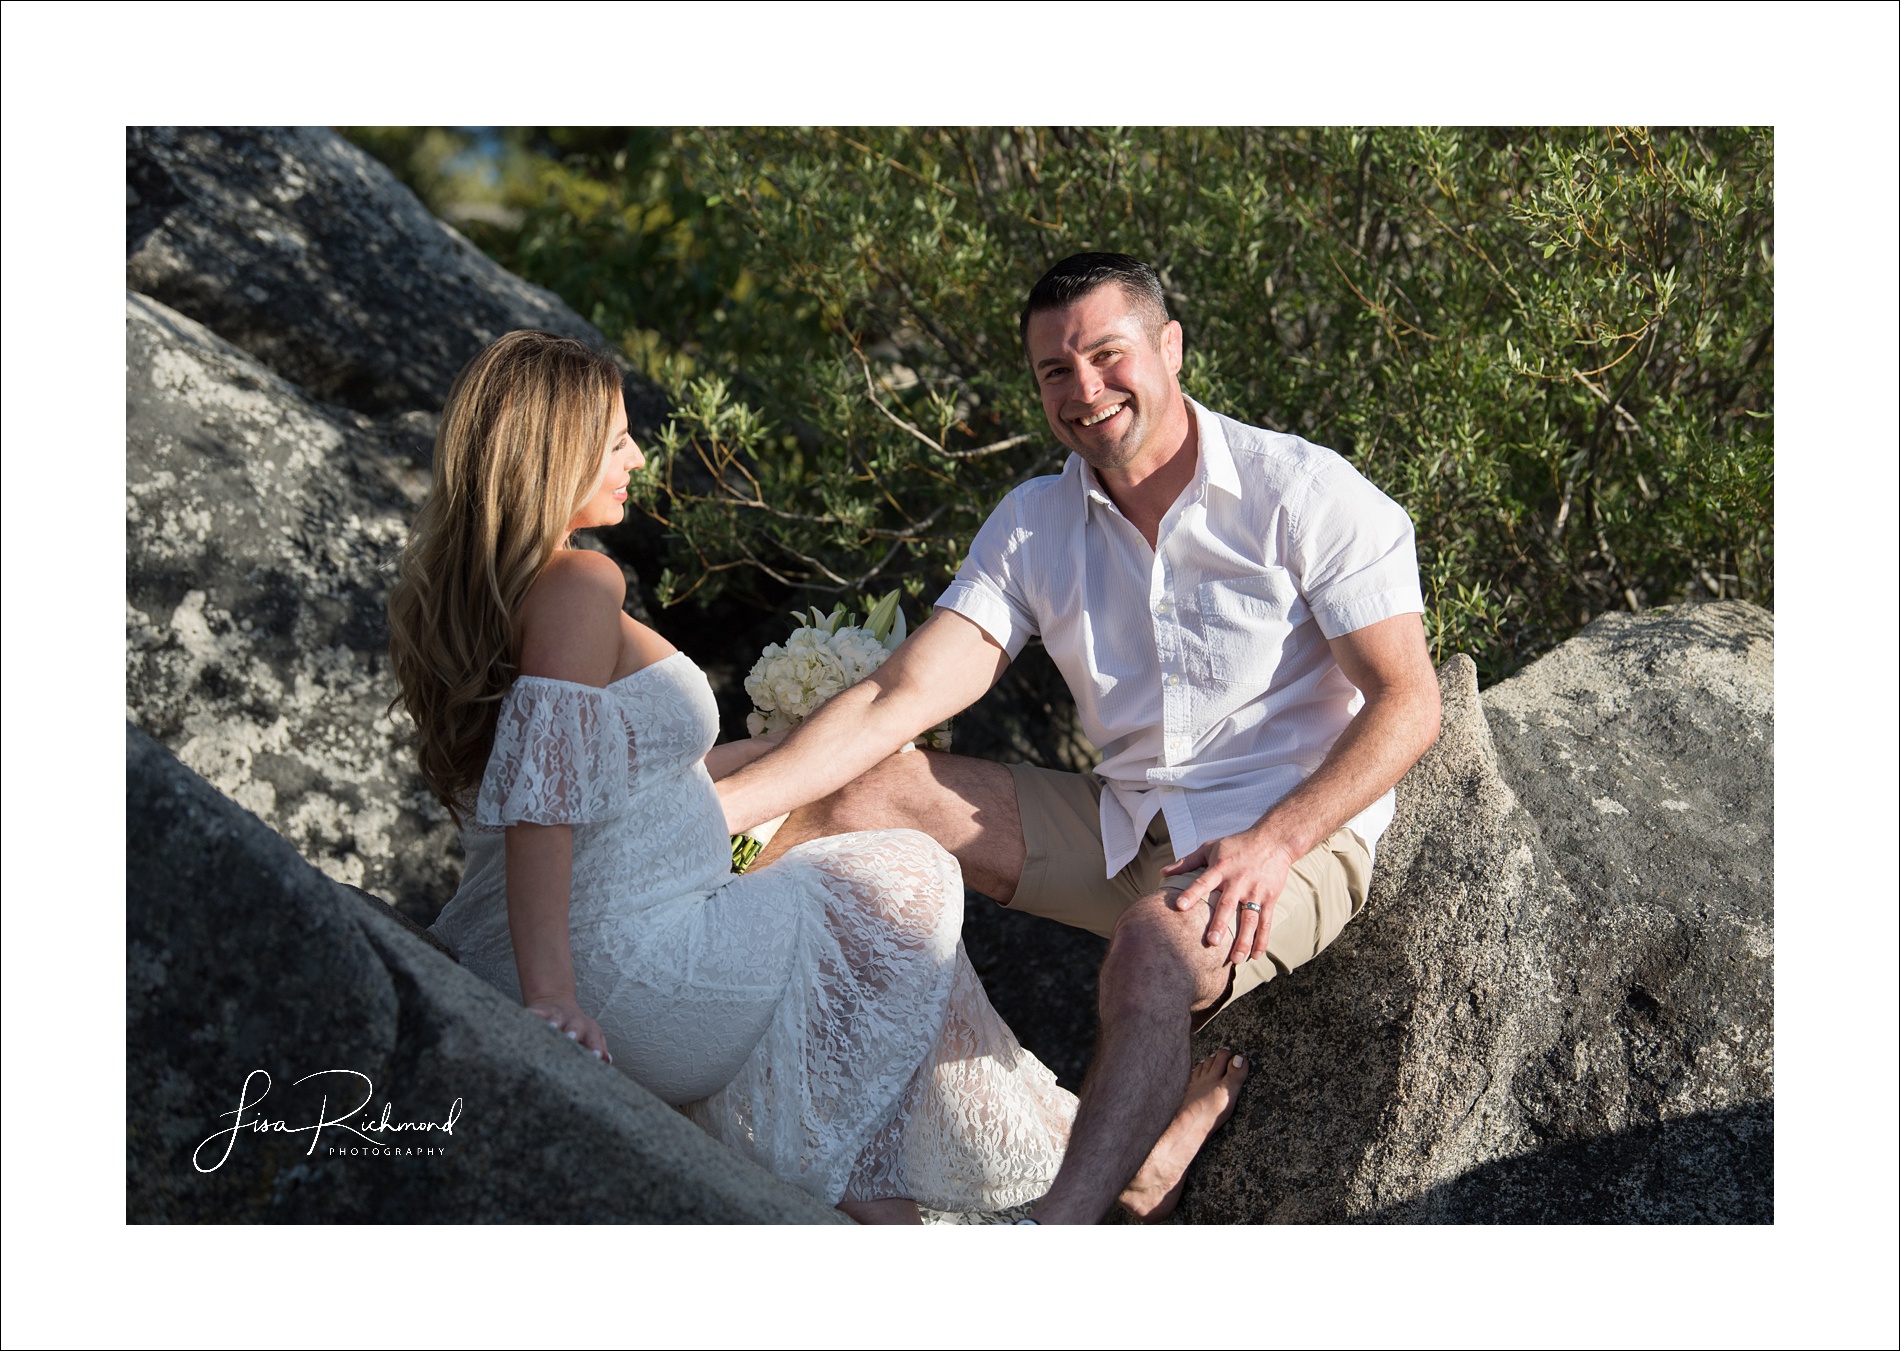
391, 330, 1086, 1223
390, 331, 1233, 1223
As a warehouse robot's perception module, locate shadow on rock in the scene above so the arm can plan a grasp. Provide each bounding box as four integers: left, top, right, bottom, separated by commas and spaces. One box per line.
959, 892, 1106, 1094
1374, 1100, 1773, 1223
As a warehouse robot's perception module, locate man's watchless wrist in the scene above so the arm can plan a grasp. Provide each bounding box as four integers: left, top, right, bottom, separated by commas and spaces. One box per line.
1244, 818, 1306, 866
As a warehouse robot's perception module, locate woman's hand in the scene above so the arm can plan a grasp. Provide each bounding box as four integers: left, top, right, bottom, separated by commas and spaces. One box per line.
525, 994, 612, 1064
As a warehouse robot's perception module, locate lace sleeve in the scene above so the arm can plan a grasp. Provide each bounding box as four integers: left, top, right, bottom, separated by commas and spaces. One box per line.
472, 678, 637, 828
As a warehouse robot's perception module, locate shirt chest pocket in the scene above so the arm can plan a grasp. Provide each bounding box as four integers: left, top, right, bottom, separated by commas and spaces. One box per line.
1196, 568, 1301, 681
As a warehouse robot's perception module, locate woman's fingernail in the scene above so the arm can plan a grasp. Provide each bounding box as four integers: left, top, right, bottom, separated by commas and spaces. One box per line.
566, 1029, 580, 1041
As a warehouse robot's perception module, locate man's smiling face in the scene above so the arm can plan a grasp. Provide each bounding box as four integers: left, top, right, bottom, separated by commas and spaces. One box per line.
1025, 283, 1184, 476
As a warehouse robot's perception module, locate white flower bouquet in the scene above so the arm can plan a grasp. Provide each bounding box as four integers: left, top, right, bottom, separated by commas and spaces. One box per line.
743, 589, 951, 751
730, 591, 948, 873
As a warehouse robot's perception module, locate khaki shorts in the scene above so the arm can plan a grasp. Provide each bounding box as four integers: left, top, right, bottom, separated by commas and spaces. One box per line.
1006, 762, 1372, 1023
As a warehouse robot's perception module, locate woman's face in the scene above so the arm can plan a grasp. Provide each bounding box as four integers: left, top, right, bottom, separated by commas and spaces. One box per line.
568, 389, 643, 532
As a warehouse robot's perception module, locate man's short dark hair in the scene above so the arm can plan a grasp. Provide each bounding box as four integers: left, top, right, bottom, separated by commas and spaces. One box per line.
1019, 252, 1171, 345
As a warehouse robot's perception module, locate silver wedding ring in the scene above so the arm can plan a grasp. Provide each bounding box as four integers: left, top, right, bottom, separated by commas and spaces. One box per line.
1239, 901, 1263, 913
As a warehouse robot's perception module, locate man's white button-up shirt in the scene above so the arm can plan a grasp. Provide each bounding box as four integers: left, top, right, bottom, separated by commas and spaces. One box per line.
937, 399, 1426, 878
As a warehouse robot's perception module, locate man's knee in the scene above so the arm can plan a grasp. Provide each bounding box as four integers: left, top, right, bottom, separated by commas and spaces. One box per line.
817, 750, 933, 833
1100, 892, 1230, 1015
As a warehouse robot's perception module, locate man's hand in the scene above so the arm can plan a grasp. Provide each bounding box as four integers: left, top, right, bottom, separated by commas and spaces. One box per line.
1161, 826, 1297, 965
1158, 612, 1440, 968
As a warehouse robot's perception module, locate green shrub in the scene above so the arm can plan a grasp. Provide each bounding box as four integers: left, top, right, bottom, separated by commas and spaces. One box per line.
354, 126, 1772, 684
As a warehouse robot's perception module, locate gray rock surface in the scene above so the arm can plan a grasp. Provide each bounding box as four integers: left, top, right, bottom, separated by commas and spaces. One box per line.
126, 292, 457, 915
1483, 600, 1774, 1133
126, 126, 663, 430
128, 724, 845, 1224
1160, 605, 1772, 1223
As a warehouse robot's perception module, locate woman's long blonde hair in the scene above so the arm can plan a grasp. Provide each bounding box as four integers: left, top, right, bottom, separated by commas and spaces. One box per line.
388, 330, 623, 814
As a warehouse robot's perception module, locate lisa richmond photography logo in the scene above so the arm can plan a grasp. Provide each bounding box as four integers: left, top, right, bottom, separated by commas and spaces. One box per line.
193, 1070, 465, 1172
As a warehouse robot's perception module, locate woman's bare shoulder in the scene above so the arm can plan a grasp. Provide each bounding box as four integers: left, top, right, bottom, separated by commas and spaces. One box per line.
517, 550, 626, 686
533, 547, 627, 598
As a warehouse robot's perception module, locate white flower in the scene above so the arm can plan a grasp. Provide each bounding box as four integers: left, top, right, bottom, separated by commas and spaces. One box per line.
741, 591, 949, 750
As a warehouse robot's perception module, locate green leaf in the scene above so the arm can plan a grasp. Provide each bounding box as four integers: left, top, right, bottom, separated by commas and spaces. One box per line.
861, 588, 902, 643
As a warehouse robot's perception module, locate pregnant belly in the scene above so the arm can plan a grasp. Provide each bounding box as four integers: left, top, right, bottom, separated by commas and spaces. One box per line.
574, 878, 806, 1105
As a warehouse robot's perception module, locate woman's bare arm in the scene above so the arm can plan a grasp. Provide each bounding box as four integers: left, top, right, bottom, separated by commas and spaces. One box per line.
503, 822, 607, 1059
499, 549, 630, 1061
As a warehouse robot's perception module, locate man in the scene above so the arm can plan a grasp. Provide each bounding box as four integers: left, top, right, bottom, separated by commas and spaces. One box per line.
718, 253, 1441, 1224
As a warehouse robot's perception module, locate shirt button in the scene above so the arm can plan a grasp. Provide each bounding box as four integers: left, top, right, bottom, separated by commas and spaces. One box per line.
1166, 674, 1181, 686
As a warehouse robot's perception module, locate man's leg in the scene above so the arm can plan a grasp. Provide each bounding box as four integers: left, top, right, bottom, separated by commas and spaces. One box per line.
761, 757, 1351, 1223
1027, 886, 1233, 1224
753, 749, 1028, 903
1029, 829, 1370, 1224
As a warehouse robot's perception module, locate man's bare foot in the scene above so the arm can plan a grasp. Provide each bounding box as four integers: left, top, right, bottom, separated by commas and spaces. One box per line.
1117, 1048, 1249, 1222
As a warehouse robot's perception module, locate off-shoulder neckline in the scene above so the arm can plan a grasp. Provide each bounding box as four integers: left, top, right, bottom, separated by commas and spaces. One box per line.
512, 649, 690, 694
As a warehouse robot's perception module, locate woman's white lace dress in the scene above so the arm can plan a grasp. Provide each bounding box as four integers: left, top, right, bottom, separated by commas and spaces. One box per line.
429, 653, 1075, 1210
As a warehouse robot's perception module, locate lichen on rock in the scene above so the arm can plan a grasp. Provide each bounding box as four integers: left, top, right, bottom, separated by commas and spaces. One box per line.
126, 292, 459, 914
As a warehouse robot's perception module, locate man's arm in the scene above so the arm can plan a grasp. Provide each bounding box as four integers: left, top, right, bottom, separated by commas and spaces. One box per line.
1163, 611, 1441, 962
716, 609, 1010, 835
703, 731, 784, 782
